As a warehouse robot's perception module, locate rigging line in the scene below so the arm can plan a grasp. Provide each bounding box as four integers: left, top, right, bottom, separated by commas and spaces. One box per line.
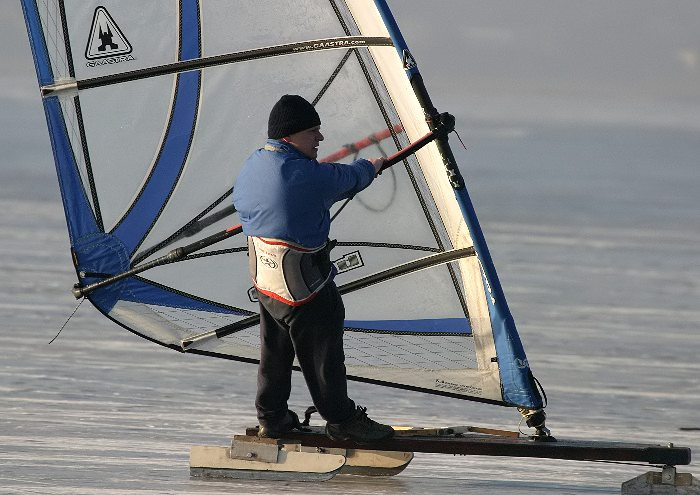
307, 30, 389, 220
73, 95, 104, 231
48, 297, 84, 344
164, 242, 439, 262
310, 44, 360, 222
180, 246, 476, 350
174, 241, 441, 262
332, 120, 446, 222
336, 241, 439, 252
330, 197, 351, 222
329, 137, 397, 221
330, 165, 396, 219
326, 124, 403, 222
132, 188, 235, 265
40, 36, 394, 97
183, 246, 247, 259
312, 48, 354, 106
57, 0, 75, 77
352, 160, 397, 214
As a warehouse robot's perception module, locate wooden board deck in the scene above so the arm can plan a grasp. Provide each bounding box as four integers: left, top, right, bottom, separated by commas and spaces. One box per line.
244, 426, 691, 466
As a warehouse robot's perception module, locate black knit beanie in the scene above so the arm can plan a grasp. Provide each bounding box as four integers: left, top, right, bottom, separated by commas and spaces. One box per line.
267, 95, 321, 139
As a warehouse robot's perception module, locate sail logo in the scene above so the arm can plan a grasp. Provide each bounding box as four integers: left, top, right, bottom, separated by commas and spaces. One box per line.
435, 378, 482, 395
84, 7, 134, 66
402, 49, 417, 70
515, 358, 529, 369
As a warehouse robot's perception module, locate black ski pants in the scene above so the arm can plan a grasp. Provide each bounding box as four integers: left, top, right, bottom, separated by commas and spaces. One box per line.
255, 281, 355, 426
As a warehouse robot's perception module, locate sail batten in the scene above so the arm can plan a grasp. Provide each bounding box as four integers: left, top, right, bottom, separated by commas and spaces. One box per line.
22, 0, 545, 410
39, 36, 395, 95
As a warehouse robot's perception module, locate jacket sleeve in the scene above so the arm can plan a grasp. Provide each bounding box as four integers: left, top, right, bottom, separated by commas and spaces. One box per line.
318, 158, 375, 205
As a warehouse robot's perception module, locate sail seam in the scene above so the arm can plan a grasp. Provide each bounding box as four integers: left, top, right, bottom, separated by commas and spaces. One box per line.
40, 1, 67, 79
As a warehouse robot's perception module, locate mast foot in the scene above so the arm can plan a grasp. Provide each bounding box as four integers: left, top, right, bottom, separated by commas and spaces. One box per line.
518, 407, 556, 441
621, 465, 700, 494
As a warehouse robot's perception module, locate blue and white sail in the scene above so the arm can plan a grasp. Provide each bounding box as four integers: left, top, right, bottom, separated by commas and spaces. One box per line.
21, 0, 545, 412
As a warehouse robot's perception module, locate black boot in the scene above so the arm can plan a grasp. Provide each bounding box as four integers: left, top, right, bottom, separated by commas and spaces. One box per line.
325, 406, 394, 443
258, 409, 303, 438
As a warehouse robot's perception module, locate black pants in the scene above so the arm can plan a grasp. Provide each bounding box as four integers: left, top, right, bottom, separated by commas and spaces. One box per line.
255, 282, 355, 426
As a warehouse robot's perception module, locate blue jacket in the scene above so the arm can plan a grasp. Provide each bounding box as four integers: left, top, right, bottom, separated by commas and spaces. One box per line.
233, 139, 375, 248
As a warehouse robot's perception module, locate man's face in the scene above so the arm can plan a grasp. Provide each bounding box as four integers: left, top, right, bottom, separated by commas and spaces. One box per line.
284, 126, 324, 159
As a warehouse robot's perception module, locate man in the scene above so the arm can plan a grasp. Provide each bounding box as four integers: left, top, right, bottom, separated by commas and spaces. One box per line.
233, 95, 394, 443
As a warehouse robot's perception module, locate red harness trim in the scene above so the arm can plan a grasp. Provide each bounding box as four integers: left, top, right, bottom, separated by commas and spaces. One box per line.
255, 237, 322, 252
253, 284, 320, 306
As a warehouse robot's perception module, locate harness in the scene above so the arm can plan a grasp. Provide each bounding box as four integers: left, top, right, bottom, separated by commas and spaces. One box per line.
248, 236, 335, 306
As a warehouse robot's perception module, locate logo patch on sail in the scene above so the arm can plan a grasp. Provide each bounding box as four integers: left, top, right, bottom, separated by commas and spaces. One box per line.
85, 7, 132, 60
515, 358, 529, 369
333, 250, 364, 274
402, 49, 417, 70
247, 287, 259, 303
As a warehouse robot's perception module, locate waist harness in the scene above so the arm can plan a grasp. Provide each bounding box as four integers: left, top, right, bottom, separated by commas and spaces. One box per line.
248, 236, 335, 306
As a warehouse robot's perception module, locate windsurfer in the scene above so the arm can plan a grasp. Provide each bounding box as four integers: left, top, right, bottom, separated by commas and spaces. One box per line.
233, 94, 394, 443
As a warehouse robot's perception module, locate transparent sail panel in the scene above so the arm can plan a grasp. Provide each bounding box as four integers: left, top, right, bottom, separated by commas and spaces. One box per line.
22, 0, 545, 408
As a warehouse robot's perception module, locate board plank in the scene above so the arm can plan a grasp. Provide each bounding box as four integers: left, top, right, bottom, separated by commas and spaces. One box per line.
244, 426, 691, 466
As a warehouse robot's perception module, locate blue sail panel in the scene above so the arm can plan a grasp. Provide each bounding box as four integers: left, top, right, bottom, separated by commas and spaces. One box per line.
43, 98, 101, 243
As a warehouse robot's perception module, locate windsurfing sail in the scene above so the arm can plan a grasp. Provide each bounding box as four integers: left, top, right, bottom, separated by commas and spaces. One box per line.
21, 0, 546, 419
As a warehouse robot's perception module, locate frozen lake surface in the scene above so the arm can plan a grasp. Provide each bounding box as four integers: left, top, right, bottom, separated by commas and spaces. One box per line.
2, 120, 699, 494
3, 1, 700, 490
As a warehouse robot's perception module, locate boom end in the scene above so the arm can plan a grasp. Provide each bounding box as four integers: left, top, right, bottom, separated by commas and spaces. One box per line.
41, 78, 78, 98
72, 284, 85, 299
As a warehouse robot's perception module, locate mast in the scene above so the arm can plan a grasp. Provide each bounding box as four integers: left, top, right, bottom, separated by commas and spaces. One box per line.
372, 0, 549, 436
